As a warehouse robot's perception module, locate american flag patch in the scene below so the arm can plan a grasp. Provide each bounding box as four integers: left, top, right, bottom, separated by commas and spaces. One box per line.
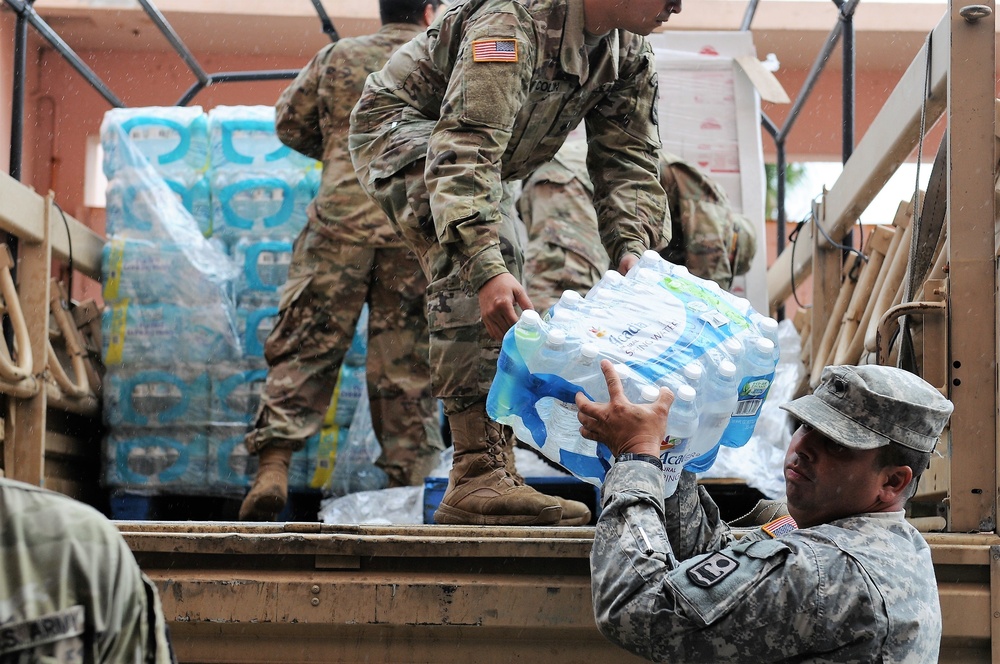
473, 39, 518, 63
762, 515, 798, 538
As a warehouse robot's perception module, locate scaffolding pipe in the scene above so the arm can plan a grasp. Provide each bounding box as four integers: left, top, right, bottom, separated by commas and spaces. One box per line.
9, 4, 28, 181
2, 0, 124, 108
309, 0, 340, 41
740, 0, 761, 30
838, 0, 857, 251
175, 69, 300, 106
136, 0, 209, 86
775, 0, 860, 144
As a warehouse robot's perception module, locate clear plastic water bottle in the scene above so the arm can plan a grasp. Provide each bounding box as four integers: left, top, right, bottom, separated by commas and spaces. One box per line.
613, 363, 653, 403
513, 309, 546, 361
720, 337, 777, 448
659, 385, 699, 497
752, 313, 781, 362
545, 343, 607, 455
635, 249, 668, 274
683, 359, 738, 474
528, 328, 568, 376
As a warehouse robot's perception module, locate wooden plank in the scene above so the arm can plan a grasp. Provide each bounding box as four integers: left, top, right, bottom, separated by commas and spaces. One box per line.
0, 173, 103, 279
6, 196, 52, 487
767, 12, 950, 311
947, 0, 997, 533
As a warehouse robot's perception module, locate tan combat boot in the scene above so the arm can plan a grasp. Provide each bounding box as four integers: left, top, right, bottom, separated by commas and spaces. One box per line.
239, 447, 293, 521
500, 425, 593, 527
434, 404, 563, 526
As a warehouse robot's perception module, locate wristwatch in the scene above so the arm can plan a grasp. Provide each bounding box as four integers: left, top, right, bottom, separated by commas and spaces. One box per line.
615, 453, 663, 470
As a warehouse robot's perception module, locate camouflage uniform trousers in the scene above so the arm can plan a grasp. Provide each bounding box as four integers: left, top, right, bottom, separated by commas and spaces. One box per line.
368, 161, 523, 416
244, 223, 444, 487
523, 241, 605, 315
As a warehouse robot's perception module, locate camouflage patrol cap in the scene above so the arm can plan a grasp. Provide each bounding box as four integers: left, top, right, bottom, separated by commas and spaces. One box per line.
780, 365, 954, 453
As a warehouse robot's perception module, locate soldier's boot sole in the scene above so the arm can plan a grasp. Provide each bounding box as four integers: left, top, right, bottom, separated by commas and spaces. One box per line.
434, 474, 563, 526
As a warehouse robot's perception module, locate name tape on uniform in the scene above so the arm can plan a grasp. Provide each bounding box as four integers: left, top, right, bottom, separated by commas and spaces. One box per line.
0, 605, 85, 655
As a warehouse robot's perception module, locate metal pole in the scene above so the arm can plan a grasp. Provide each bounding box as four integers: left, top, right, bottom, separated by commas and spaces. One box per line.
309, 0, 340, 41
3, 0, 124, 108
176, 70, 300, 106
9, 3, 28, 180
136, 0, 209, 86
739, 0, 761, 31
775, 0, 860, 144
839, 0, 857, 251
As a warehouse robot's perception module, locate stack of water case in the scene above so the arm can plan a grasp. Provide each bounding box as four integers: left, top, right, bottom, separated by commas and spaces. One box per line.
207, 105, 321, 492
487, 250, 779, 496
99, 106, 330, 499
101, 108, 241, 496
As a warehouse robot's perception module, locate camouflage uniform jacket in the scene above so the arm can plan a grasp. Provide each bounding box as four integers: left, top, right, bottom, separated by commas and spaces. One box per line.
350, 0, 668, 294
276, 23, 424, 247
0, 479, 175, 663
517, 140, 610, 274
592, 467, 941, 663
658, 152, 757, 288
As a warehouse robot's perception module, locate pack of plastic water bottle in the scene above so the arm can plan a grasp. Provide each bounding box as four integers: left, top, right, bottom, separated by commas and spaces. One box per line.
209, 362, 268, 425
231, 236, 294, 307
101, 106, 210, 178
235, 306, 279, 359
104, 364, 211, 427
102, 237, 233, 307
210, 168, 316, 245
163, 171, 212, 237
207, 105, 318, 172
102, 301, 242, 367
104, 427, 208, 490
486, 250, 779, 493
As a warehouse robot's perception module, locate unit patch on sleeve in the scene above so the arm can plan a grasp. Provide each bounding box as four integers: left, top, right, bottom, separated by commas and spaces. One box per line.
687, 552, 739, 588
473, 39, 518, 63
762, 515, 798, 539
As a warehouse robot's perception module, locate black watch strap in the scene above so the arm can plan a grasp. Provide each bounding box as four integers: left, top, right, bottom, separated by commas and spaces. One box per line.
615, 453, 663, 470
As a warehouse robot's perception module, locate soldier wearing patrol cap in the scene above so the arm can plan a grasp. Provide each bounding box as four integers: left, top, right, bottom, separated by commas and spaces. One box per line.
349, 0, 682, 526
239, 0, 446, 521
583, 362, 952, 662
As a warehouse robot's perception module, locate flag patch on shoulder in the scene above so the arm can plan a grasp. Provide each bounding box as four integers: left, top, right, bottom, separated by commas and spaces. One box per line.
473, 39, 518, 63
687, 552, 739, 588
762, 515, 798, 538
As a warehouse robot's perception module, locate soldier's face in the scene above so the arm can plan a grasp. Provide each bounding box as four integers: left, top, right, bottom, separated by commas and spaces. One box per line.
783, 423, 886, 528
583, 0, 682, 37
616, 0, 683, 35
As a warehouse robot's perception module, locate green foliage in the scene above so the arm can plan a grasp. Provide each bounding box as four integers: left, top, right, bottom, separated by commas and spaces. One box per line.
764, 162, 808, 221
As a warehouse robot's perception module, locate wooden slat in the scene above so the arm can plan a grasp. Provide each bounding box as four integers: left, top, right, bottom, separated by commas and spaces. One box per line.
0, 173, 103, 279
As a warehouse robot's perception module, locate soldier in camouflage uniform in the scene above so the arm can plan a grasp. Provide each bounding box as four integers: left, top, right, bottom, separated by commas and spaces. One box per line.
517, 136, 610, 314
582, 362, 951, 662
518, 145, 756, 314
0, 478, 175, 663
658, 150, 757, 290
239, 0, 445, 521
350, 0, 681, 526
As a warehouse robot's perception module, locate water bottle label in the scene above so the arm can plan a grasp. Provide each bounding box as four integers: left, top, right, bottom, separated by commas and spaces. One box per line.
732, 376, 772, 418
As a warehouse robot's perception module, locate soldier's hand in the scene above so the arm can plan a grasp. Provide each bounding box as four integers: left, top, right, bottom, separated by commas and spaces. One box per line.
576, 360, 673, 457
479, 273, 533, 341
617, 252, 640, 275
